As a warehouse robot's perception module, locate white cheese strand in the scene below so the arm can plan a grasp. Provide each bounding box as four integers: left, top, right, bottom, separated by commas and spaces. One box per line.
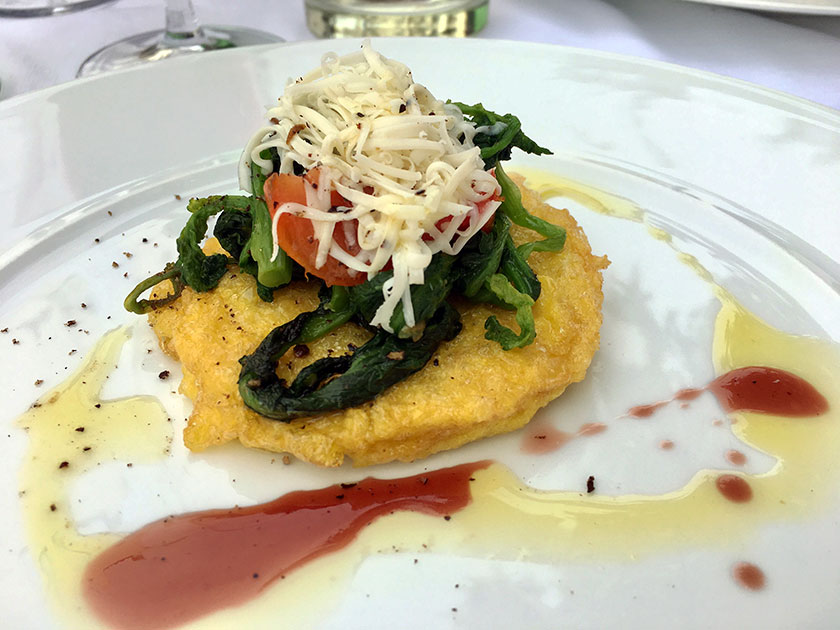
239, 40, 499, 331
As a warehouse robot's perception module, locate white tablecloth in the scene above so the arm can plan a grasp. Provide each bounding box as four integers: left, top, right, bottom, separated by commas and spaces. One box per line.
1, 0, 840, 110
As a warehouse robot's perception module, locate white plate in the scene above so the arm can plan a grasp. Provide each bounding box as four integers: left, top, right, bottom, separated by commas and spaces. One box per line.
682, 0, 840, 15
1, 39, 839, 629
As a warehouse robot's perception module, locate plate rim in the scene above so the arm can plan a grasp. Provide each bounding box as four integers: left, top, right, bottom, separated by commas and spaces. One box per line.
1, 37, 838, 123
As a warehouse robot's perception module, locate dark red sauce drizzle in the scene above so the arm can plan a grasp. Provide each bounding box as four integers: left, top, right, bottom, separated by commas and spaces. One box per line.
732, 561, 766, 591
715, 474, 753, 503
709, 366, 827, 416
629, 366, 828, 419
83, 460, 491, 630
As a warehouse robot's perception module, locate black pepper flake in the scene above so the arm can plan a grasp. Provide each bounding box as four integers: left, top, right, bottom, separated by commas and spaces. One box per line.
83, 446, 91, 452
107, 210, 113, 216
94, 403, 101, 409
174, 194, 182, 201
94, 238, 100, 243
444, 515, 451, 521
293, 344, 310, 358
252, 572, 259, 579
123, 251, 133, 258
142, 237, 149, 243
65, 320, 76, 327
335, 494, 344, 500
58, 461, 69, 469
158, 370, 170, 380
586, 475, 595, 493
433, 358, 439, 367
80, 303, 87, 308
75, 427, 85, 432
399, 103, 406, 113
12, 338, 19, 344
340, 482, 357, 489
0, 328, 7, 333
111, 261, 119, 268
49, 503, 57, 512
34, 379, 43, 386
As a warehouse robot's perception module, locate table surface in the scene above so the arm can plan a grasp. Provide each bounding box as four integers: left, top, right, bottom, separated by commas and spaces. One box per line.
1, 0, 840, 110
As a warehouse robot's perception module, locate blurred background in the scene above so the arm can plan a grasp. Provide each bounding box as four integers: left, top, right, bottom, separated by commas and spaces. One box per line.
0, 0, 839, 107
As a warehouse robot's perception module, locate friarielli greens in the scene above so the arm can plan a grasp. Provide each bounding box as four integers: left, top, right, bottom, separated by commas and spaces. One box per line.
126, 98, 563, 422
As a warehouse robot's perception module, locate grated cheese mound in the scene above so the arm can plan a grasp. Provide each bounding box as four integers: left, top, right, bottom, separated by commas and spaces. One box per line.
238, 41, 500, 331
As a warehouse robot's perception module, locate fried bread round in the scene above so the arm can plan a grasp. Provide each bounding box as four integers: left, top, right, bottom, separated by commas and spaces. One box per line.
148, 178, 608, 466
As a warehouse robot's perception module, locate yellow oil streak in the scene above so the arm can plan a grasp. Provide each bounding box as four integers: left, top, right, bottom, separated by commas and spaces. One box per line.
18, 328, 172, 629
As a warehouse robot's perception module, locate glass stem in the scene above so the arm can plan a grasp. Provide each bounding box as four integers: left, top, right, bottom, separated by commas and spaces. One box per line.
162, 0, 208, 45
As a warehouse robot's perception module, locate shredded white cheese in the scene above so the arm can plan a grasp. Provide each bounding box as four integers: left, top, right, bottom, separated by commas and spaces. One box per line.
239, 41, 501, 331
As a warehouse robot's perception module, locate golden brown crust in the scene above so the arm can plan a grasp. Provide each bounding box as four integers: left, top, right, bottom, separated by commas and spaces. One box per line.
148, 178, 608, 466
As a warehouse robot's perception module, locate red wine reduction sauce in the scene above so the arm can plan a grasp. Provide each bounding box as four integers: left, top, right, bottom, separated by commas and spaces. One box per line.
83, 460, 490, 630
715, 474, 753, 503
708, 366, 827, 416
629, 366, 828, 419
732, 561, 766, 591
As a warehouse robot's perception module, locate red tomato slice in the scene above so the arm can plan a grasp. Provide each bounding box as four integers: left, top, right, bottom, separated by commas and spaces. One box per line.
423, 194, 499, 242
263, 169, 364, 287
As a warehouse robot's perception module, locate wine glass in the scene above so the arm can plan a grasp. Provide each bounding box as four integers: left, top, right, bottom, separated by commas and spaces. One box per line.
0, 0, 109, 18
77, 0, 282, 78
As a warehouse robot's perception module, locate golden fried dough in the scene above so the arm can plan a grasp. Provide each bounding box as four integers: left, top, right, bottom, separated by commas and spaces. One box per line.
148, 179, 608, 466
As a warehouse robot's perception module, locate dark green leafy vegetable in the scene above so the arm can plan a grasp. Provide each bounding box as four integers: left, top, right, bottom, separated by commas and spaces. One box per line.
124, 195, 235, 314
449, 101, 552, 168
123, 264, 185, 315
248, 154, 294, 289
238, 302, 461, 421
482, 274, 536, 350
348, 254, 457, 338
214, 203, 277, 302
495, 161, 566, 259
176, 197, 233, 292
457, 212, 510, 299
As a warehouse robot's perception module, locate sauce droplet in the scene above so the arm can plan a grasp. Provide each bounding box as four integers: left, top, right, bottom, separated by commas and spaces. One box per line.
725, 449, 747, 466
675, 388, 703, 401
521, 426, 573, 454
716, 474, 753, 503
628, 401, 668, 418
578, 422, 607, 437
84, 460, 490, 630
732, 561, 766, 591
709, 366, 828, 416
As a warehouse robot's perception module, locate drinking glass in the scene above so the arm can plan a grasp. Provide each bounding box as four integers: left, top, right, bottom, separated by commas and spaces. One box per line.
0, 0, 110, 18
304, 0, 489, 38
78, 0, 282, 78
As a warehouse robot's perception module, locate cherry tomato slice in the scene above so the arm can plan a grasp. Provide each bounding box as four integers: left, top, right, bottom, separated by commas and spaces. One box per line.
263, 169, 364, 287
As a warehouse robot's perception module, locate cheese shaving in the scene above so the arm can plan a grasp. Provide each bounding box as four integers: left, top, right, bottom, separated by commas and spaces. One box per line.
239, 41, 501, 331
